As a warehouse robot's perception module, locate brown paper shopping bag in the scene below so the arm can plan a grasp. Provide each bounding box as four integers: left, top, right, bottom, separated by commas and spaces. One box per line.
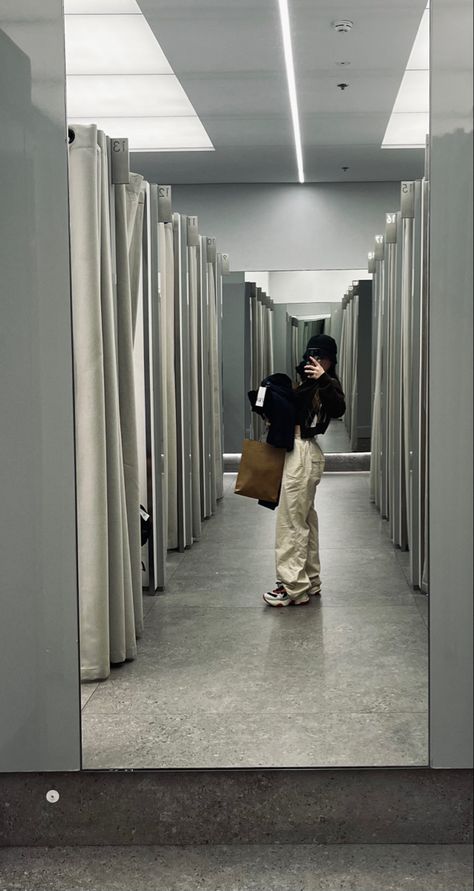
234, 439, 286, 503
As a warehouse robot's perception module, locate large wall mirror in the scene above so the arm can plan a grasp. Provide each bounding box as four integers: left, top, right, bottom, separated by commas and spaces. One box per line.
77, 206, 429, 769
2, 0, 472, 778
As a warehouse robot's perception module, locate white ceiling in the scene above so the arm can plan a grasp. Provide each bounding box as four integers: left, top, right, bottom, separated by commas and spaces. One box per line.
132, 0, 428, 182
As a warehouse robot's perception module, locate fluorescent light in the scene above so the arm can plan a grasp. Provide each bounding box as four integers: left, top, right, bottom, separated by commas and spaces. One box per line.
391, 70, 429, 114
64, 15, 173, 74
69, 116, 214, 151
383, 112, 429, 148
277, 0, 305, 183
382, 4, 429, 149
64, 8, 214, 151
64, 0, 140, 12
406, 8, 429, 70
67, 75, 196, 118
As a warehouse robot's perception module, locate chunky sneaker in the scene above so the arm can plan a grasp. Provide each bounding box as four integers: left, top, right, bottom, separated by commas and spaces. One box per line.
272, 582, 286, 595
263, 589, 310, 607
308, 587, 322, 597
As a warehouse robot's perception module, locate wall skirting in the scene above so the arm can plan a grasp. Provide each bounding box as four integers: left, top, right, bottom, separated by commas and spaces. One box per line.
1, 769, 472, 847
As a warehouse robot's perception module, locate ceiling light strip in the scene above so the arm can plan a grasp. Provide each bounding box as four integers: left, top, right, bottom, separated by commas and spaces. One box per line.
278, 0, 305, 184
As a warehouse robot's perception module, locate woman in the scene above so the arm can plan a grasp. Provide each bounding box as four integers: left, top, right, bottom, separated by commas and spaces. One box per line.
263, 334, 346, 607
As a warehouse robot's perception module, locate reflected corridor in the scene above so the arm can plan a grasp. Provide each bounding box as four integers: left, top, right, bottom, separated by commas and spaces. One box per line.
81, 450, 428, 769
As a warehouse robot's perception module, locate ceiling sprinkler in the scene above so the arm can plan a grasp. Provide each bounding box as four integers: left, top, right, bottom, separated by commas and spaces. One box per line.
337, 83, 349, 90
341, 166, 350, 172
332, 20, 354, 33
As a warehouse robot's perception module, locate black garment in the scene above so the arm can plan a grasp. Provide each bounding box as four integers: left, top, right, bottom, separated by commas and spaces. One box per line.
247, 371, 345, 510
295, 372, 346, 439
248, 373, 294, 510
248, 373, 296, 450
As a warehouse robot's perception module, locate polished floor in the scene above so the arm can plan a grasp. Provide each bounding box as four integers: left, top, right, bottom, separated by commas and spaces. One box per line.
81, 449, 428, 768
2, 844, 472, 891
320, 416, 354, 452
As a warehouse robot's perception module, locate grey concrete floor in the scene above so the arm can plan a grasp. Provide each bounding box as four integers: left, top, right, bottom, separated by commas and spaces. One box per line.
81, 471, 428, 769
1, 845, 472, 891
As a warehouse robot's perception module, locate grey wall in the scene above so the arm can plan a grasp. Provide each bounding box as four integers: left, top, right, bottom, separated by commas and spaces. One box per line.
266, 270, 370, 304
171, 183, 401, 272
222, 273, 252, 452
356, 281, 373, 446
0, 4, 80, 769
429, 0, 473, 767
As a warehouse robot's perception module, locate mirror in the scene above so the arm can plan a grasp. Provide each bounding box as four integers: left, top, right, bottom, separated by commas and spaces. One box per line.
242, 270, 373, 457
71, 150, 428, 771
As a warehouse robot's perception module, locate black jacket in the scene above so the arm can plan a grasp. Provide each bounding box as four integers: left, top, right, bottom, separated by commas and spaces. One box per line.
295, 372, 346, 437
249, 371, 346, 450
248, 373, 296, 450
248, 372, 346, 510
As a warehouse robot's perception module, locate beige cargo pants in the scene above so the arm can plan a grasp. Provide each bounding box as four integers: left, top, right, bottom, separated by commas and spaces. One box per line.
275, 434, 325, 600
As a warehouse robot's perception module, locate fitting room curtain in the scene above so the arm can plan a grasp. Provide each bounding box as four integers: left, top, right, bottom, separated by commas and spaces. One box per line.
69, 124, 138, 680
133, 186, 149, 586
208, 259, 224, 507
189, 244, 203, 538
208, 259, 217, 507
198, 238, 212, 517
116, 176, 143, 637
370, 264, 384, 507
350, 295, 359, 451
158, 220, 178, 550
99, 134, 137, 666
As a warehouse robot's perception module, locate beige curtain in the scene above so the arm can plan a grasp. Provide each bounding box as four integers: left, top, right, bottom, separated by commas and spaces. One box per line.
115, 177, 143, 637
69, 125, 138, 680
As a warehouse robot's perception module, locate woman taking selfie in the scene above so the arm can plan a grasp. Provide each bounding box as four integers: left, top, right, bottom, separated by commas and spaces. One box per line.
263, 334, 346, 607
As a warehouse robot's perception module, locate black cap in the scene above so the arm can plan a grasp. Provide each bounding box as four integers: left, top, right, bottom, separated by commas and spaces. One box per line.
305, 334, 338, 364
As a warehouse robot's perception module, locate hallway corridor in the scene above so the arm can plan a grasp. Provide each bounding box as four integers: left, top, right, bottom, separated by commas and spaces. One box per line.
81, 469, 428, 769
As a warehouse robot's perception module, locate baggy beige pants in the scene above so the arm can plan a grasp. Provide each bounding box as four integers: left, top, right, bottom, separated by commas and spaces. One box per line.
275, 435, 325, 600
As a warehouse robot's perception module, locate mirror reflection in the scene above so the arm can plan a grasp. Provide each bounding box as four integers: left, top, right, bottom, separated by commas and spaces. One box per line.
70, 131, 428, 769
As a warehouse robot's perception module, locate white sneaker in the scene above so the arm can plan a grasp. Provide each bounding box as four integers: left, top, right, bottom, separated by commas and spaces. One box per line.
263, 589, 310, 607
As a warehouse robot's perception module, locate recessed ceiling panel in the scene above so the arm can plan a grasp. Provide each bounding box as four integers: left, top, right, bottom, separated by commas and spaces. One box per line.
70, 115, 214, 151
64, 14, 173, 74
67, 74, 195, 117
137, 0, 427, 181
64, 0, 140, 12
392, 70, 429, 113
406, 9, 429, 68
382, 112, 429, 148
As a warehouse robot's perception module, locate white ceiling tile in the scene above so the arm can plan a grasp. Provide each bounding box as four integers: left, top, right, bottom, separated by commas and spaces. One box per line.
382, 112, 429, 147
406, 8, 430, 69
392, 70, 429, 114
64, 14, 173, 74
64, 0, 140, 12
68, 116, 214, 151
66, 74, 197, 117
64, 0, 430, 179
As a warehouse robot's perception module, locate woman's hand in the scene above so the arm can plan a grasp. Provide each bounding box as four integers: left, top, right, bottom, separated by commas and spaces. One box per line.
304, 355, 325, 380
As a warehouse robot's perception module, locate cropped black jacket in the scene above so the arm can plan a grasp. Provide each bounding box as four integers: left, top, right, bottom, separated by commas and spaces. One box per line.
248, 372, 346, 450
295, 372, 346, 438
